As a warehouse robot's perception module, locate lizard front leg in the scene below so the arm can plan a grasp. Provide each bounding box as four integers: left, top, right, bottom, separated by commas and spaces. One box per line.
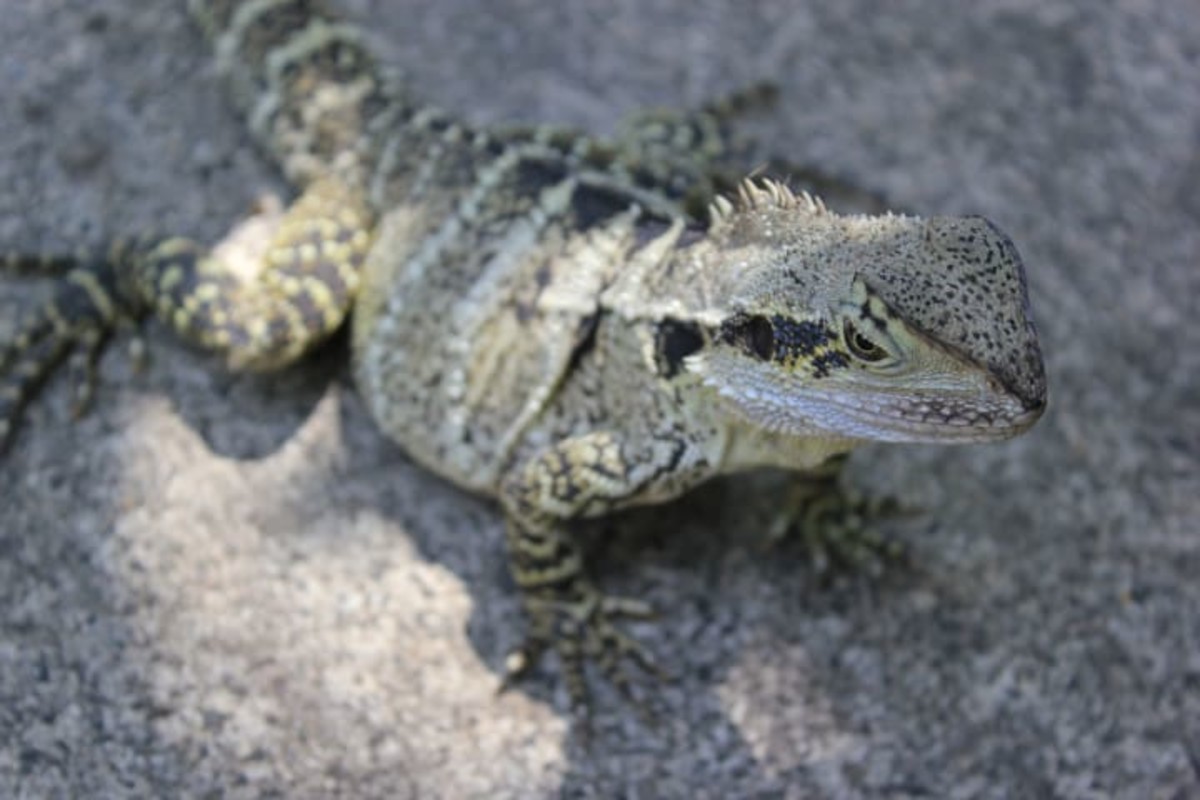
498, 431, 700, 720
767, 454, 909, 575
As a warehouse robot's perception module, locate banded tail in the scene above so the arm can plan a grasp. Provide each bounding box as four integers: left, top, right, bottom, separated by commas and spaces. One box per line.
187, 0, 414, 187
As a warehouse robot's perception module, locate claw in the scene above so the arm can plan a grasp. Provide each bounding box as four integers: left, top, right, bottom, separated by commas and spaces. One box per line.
598, 594, 656, 620
767, 476, 915, 576
497, 635, 548, 696
0, 246, 135, 447
68, 326, 108, 418
127, 334, 149, 373
504, 577, 664, 726
592, 622, 665, 726
0, 324, 70, 451
703, 81, 780, 119
1, 250, 84, 276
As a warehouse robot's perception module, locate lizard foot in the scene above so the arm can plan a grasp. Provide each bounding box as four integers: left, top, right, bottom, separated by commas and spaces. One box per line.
767, 480, 916, 578
499, 577, 666, 726
0, 247, 140, 451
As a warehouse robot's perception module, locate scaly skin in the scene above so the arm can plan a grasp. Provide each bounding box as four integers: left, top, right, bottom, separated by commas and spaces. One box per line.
1, 1, 1046, 722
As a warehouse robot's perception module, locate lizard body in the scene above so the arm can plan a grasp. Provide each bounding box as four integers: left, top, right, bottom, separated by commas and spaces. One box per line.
1, 0, 1046, 718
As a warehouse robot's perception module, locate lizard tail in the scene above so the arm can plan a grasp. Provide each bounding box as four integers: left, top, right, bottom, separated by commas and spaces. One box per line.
186, 0, 424, 189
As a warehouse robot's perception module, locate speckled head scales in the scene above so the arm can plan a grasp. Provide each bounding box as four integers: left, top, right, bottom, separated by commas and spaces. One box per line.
706, 182, 1046, 413
860, 216, 1047, 411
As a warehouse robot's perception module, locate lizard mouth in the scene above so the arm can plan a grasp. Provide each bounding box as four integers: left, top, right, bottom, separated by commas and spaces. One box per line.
712, 379, 1045, 444
796, 388, 1046, 443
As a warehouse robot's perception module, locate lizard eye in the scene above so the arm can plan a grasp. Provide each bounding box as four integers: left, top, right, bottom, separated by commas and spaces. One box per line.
843, 319, 888, 363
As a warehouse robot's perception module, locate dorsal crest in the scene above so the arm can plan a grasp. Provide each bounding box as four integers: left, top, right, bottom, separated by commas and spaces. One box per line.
708, 177, 827, 223
707, 178, 829, 244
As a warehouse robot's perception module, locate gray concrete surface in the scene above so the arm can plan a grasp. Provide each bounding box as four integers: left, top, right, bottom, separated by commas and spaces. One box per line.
2, 1, 1198, 797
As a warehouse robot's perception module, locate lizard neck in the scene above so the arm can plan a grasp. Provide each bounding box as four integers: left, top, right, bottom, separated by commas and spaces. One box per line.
718, 421, 860, 474
603, 216, 731, 327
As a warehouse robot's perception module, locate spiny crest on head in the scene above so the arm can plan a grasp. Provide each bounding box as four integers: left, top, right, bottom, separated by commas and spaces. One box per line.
707, 177, 827, 225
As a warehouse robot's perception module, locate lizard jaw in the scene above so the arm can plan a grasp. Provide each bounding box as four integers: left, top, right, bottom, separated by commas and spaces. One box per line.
809, 392, 1045, 443
710, 379, 1045, 444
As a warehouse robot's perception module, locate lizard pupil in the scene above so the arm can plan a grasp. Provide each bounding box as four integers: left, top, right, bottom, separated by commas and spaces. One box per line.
844, 319, 887, 362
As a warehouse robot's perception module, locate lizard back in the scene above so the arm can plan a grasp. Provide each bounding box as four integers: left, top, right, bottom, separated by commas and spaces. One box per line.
193, 0, 678, 491
354, 135, 670, 492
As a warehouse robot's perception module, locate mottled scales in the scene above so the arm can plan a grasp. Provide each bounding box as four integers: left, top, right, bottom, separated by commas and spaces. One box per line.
1, 0, 1046, 724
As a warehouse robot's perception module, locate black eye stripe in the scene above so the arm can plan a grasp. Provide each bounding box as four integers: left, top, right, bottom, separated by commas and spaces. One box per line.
743, 316, 775, 360
719, 314, 774, 360
720, 313, 839, 364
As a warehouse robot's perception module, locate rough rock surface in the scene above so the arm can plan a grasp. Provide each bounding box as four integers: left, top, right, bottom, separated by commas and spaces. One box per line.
1, 1, 1197, 797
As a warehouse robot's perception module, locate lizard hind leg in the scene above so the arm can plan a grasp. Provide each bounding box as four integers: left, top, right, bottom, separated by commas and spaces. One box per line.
134, 176, 374, 372
0, 252, 127, 450
0, 177, 373, 450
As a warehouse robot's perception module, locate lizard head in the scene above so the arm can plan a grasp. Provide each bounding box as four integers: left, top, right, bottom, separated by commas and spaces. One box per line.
683, 179, 1046, 443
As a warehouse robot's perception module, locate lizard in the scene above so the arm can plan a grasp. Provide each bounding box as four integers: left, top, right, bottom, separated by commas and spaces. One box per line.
0, 0, 1047, 720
